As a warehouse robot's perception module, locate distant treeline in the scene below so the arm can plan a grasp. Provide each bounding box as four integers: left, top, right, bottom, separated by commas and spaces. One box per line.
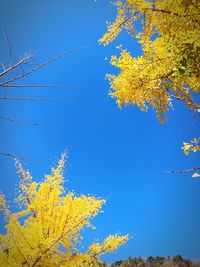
110, 255, 200, 267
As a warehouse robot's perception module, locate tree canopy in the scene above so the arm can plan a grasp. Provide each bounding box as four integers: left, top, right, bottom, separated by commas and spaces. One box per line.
100, 0, 200, 123
0, 154, 128, 267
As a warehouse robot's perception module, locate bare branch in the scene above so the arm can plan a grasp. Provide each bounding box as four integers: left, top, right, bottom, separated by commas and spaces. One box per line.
0, 97, 64, 101
0, 54, 33, 77
0, 152, 44, 162
0, 60, 6, 71
3, 29, 15, 65
166, 167, 200, 174
0, 45, 89, 87
0, 115, 60, 131
0, 115, 42, 126
2, 84, 80, 89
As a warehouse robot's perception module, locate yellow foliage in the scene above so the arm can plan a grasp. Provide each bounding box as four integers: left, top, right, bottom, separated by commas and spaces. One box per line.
0, 153, 128, 267
89, 234, 129, 256
182, 138, 200, 156
100, 0, 200, 123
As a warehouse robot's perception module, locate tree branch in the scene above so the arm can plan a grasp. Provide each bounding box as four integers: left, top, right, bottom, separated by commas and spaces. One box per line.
166, 167, 200, 174
3, 29, 15, 65
0, 46, 89, 87
32, 204, 97, 267
0, 97, 64, 101
143, 7, 186, 17
170, 94, 200, 111
31, 217, 87, 267
0, 54, 33, 77
10, 232, 30, 267
0, 152, 44, 162
0, 115, 60, 131
2, 84, 80, 89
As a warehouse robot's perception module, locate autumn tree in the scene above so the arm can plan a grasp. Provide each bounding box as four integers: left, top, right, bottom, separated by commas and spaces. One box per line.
100, 0, 200, 123
0, 153, 128, 267
99, 0, 200, 175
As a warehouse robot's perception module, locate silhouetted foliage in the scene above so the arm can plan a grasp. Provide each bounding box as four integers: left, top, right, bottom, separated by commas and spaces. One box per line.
111, 256, 200, 267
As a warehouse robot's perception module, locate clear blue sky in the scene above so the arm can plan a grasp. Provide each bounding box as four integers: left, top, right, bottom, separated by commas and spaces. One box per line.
0, 0, 199, 263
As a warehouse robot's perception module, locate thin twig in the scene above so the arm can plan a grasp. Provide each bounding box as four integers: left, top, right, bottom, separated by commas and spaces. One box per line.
0, 152, 45, 162
0, 97, 64, 101
166, 167, 200, 174
0, 115, 60, 131
2, 84, 80, 89
0, 54, 33, 77
0, 60, 6, 71
3, 29, 15, 65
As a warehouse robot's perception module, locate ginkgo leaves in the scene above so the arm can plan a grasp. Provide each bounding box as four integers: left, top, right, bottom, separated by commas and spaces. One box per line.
100, 0, 200, 122
182, 138, 200, 156
181, 138, 200, 178
107, 47, 172, 123
89, 234, 129, 257
0, 154, 129, 267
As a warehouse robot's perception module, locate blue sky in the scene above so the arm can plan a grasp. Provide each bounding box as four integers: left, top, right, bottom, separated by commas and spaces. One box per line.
0, 0, 200, 263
